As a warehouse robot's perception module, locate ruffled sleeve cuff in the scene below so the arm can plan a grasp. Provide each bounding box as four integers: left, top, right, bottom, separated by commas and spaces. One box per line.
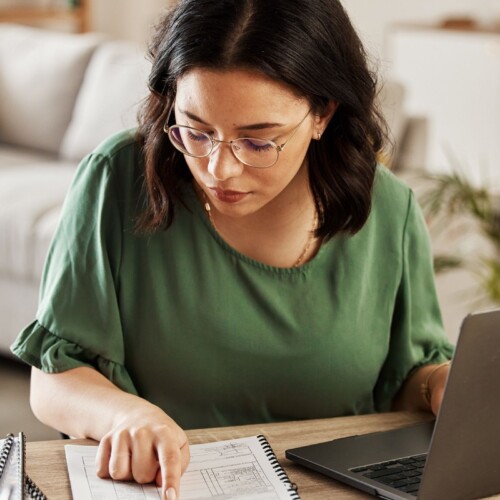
11, 320, 138, 396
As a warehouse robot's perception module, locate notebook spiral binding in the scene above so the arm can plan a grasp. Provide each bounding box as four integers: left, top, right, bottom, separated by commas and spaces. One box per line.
257, 434, 301, 499
0, 433, 15, 477
0, 433, 47, 500
25, 475, 47, 500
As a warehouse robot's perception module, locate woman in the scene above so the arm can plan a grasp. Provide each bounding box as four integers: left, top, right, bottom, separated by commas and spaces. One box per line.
11, 0, 453, 499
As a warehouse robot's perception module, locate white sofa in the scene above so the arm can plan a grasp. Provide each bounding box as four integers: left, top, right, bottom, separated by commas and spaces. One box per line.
0, 24, 151, 356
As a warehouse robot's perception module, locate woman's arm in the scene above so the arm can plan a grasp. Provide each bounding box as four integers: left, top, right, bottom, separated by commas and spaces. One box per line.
392, 362, 450, 416
30, 366, 187, 500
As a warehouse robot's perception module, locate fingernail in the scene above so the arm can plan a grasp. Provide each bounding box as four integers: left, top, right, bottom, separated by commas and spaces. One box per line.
166, 487, 177, 500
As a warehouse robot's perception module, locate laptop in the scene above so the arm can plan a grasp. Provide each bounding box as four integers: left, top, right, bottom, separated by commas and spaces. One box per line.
286, 308, 500, 500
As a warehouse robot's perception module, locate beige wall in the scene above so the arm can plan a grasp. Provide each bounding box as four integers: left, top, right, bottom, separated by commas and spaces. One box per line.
91, 0, 176, 47
342, 0, 500, 70
90, 0, 500, 51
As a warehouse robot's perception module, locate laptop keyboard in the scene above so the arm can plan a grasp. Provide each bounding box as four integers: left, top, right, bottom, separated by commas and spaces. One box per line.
350, 453, 428, 496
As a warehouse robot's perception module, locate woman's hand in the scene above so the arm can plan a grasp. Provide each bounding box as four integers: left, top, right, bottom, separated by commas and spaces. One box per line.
95, 402, 190, 500
426, 362, 451, 416
30, 367, 189, 499
393, 361, 452, 415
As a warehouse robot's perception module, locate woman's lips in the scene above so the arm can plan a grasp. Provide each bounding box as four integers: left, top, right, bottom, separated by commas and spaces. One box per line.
209, 188, 249, 203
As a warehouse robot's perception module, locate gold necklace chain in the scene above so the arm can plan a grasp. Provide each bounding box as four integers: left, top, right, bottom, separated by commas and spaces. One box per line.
201, 193, 318, 268
292, 210, 318, 267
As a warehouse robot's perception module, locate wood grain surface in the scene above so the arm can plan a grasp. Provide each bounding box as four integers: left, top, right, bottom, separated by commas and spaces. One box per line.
25, 411, 498, 499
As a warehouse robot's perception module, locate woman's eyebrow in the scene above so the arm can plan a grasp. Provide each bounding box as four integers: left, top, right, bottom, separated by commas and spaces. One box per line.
179, 108, 285, 131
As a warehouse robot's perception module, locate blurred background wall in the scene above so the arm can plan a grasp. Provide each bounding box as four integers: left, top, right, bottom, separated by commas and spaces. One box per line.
90, 0, 500, 52
342, 0, 500, 62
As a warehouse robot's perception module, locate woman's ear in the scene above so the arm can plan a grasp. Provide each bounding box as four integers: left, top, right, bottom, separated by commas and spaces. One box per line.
313, 100, 338, 139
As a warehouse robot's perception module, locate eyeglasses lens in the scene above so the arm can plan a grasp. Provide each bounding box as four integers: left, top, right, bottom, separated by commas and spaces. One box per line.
232, 138, 277, 168
168, 126, 278, 168
169, 126, 211, 156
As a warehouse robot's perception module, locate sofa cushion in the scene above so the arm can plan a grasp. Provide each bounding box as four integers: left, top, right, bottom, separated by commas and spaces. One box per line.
0, 163, 77, 281
0, 24, 102, 154
60, 41, 151, 161
0, 144, 58, 167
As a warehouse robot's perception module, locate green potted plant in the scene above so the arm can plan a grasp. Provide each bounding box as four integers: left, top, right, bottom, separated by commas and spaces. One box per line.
420, 168, 500, 305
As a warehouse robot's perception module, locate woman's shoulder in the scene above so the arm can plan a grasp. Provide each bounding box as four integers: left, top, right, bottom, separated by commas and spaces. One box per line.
374, 164, 411, 195
66, 129, 144, 219
372, 164, 413, 213
72, 129, 143, 193
90, 128, 142, 164
361, 164, 421, 239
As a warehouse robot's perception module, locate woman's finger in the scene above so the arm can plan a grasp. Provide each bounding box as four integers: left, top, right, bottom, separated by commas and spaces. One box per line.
95, 435, 112, 478
157, 445, 182, 500
180, 440, 191, 473
130, 431, 158, 484
108, 432, 133, 481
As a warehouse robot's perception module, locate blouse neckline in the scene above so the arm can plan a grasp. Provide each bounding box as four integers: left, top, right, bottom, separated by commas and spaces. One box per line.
184, 183, 329, 275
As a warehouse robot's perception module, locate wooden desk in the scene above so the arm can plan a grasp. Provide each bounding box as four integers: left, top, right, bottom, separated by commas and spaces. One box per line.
25, 411, 498, 499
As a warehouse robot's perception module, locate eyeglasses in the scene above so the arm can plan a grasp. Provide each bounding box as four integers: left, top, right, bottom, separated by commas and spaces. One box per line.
163, 105, 310, 169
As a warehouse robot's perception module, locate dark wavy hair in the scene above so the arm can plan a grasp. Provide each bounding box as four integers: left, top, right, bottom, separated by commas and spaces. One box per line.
137, 0, 388, 239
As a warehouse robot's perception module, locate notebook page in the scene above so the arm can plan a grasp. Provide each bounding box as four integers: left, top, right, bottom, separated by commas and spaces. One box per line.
65, 435, 299, 499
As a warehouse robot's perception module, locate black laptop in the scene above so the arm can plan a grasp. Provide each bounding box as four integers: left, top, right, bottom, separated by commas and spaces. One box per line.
286, 308, 500, 500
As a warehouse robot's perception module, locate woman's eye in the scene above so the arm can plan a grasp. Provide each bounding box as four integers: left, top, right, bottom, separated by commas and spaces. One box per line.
241, 139, 274, 152
187, 130, 209, 142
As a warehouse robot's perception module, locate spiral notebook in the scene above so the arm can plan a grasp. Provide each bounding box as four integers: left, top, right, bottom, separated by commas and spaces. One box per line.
0, 432, 47, 500
66, 434, 300, 499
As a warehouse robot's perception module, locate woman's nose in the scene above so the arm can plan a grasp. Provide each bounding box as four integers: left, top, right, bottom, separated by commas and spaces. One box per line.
207, 143, 245, 181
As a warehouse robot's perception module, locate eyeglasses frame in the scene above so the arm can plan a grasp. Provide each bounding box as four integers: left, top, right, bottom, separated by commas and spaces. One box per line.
163, 102, 311, 169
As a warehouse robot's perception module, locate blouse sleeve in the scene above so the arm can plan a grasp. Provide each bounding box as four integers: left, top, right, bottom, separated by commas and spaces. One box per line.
10, 151, 138, 396
373, 191, 454, 411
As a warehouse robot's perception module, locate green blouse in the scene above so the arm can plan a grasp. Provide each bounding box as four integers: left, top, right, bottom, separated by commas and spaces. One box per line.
11, 130, 454, 430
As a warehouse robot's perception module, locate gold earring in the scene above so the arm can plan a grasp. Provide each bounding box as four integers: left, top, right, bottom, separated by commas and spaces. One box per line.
316, 131, 322, 140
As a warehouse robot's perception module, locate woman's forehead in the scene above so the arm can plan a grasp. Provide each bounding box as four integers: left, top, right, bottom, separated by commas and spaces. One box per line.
175, 67, 307, 120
